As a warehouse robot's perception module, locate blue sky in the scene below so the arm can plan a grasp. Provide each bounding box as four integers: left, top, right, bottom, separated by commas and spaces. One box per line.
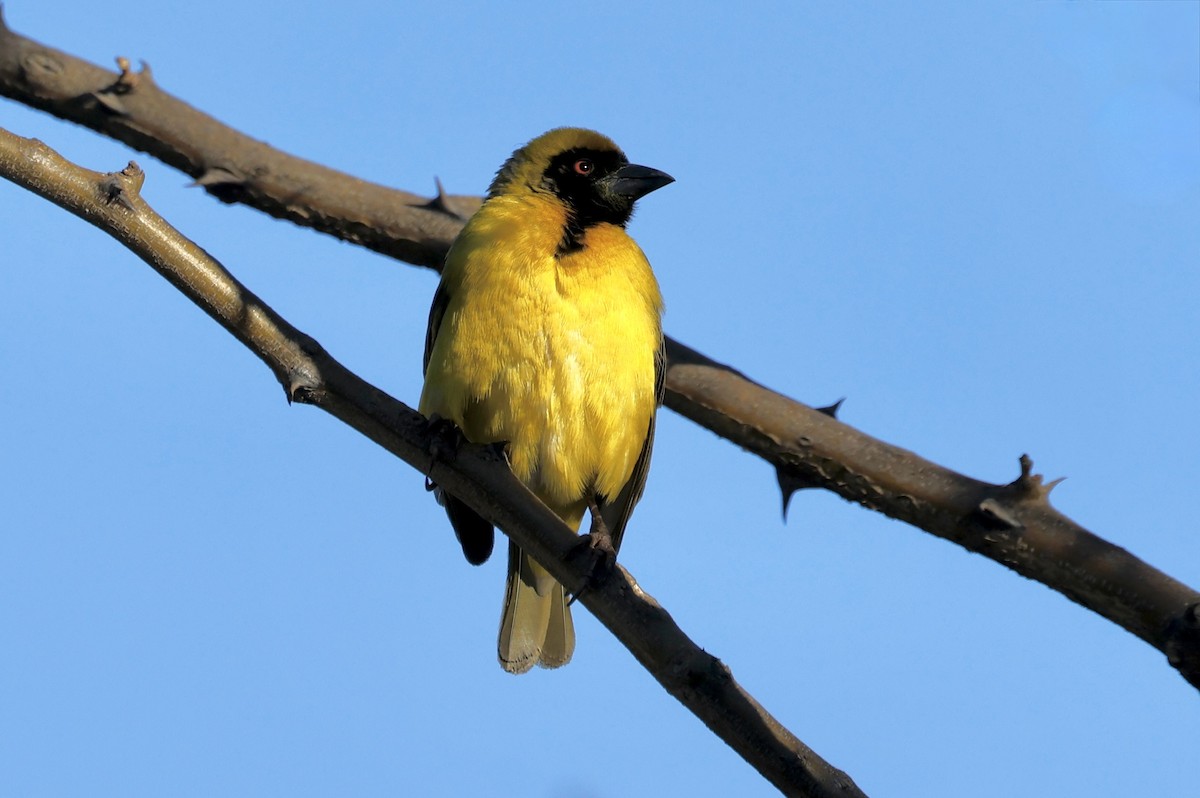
2, 2, 1198, 796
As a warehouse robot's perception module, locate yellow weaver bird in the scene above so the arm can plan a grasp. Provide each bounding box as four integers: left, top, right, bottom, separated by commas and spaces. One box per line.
419, 128, 672, 673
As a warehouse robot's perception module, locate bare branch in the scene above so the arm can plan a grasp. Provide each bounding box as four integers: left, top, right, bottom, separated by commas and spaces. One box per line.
2, 13, 1196, 690
664, 342, 1200, 688
0, 126, 867, 798
0, 9, 478, 267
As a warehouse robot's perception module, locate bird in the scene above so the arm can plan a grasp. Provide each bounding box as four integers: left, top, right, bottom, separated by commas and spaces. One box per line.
419, 128, 672, 674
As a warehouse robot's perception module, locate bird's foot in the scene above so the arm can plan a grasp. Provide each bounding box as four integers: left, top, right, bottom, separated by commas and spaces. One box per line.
566, 497, 617, 605
423, 414, 464, 490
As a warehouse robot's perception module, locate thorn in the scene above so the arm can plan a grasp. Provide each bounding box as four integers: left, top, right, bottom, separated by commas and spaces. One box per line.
284, 360, 321, 404
424, 177, 461, 219
815, 398, 844, 418
91, 91, 128, 115
976, 497, 1022, 530
776, 466, 818, 522
193, 166, 249, 204
421, 178, 479, 221
98, 176, 133, 209
288, 384, 318, 405
1044, 476, 1066, 495
192, 166, 244, 188
98, 162, 144, 210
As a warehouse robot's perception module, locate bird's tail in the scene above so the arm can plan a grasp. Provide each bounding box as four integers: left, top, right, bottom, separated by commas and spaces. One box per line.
498, 540, 575, 673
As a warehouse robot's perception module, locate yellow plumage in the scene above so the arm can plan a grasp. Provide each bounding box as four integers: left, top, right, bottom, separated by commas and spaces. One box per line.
419, 128, 670, 673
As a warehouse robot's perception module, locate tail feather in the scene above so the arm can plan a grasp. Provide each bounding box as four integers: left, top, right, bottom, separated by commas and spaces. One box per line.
497, 541, 575, 673
539, 583, 574, 669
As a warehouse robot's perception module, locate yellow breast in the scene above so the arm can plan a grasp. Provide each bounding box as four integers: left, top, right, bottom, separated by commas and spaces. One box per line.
419, 194, 663, 518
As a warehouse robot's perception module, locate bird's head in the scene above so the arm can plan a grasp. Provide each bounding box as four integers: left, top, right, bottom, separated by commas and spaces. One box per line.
488, 128, 674, 230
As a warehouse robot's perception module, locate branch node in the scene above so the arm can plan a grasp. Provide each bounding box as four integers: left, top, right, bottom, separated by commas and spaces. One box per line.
114, 56, 137, 88
287, 380, 320, 405
88, 56, 150, 115
691, 653, 733, 690
20, 49, 67, 91
623, 568, 661, 608
282, 335, 327, 403
674, 650, 724, 688
1018, 453, 1034, 480
1008, 453, 1054, 499
110, 55, 153, 90
98, 161, 144, 209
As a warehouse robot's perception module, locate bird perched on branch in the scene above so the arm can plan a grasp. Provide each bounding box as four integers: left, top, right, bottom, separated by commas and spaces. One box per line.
419, 128, 672, 673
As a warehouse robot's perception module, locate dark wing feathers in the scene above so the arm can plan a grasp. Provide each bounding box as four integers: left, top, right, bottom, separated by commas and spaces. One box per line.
600, 337, 666, 553
424, 280, 496, 565
423, 281, 450, 377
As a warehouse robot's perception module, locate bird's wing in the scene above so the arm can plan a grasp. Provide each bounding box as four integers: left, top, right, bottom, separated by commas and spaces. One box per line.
423, 279, 450, 376
601, 336, 666, 553
422, 277, 496, 565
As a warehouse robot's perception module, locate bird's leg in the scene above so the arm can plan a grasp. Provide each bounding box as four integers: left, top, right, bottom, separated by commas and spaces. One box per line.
584, 494, 617, 562
566, 495, 616, 605
423, 413, 464, 490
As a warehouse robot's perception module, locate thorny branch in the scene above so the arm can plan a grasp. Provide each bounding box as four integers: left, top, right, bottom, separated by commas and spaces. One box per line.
1, 5, 1197, 696
0, 127, 866, 798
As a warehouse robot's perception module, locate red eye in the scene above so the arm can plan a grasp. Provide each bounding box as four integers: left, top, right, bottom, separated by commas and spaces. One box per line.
573, 159, 594, 175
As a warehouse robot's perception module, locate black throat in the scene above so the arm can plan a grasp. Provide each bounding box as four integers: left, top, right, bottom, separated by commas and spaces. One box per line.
541, 147, 634, 256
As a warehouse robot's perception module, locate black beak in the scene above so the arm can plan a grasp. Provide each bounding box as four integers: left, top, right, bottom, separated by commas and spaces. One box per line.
605, 163, 675, 200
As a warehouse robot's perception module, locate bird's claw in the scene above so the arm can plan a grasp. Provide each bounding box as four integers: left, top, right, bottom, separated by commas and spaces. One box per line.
424, 414, 465, 487
566, 500, 617, 605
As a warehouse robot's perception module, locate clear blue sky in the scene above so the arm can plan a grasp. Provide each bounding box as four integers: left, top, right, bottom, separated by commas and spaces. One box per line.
2, 2, 1198, 796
